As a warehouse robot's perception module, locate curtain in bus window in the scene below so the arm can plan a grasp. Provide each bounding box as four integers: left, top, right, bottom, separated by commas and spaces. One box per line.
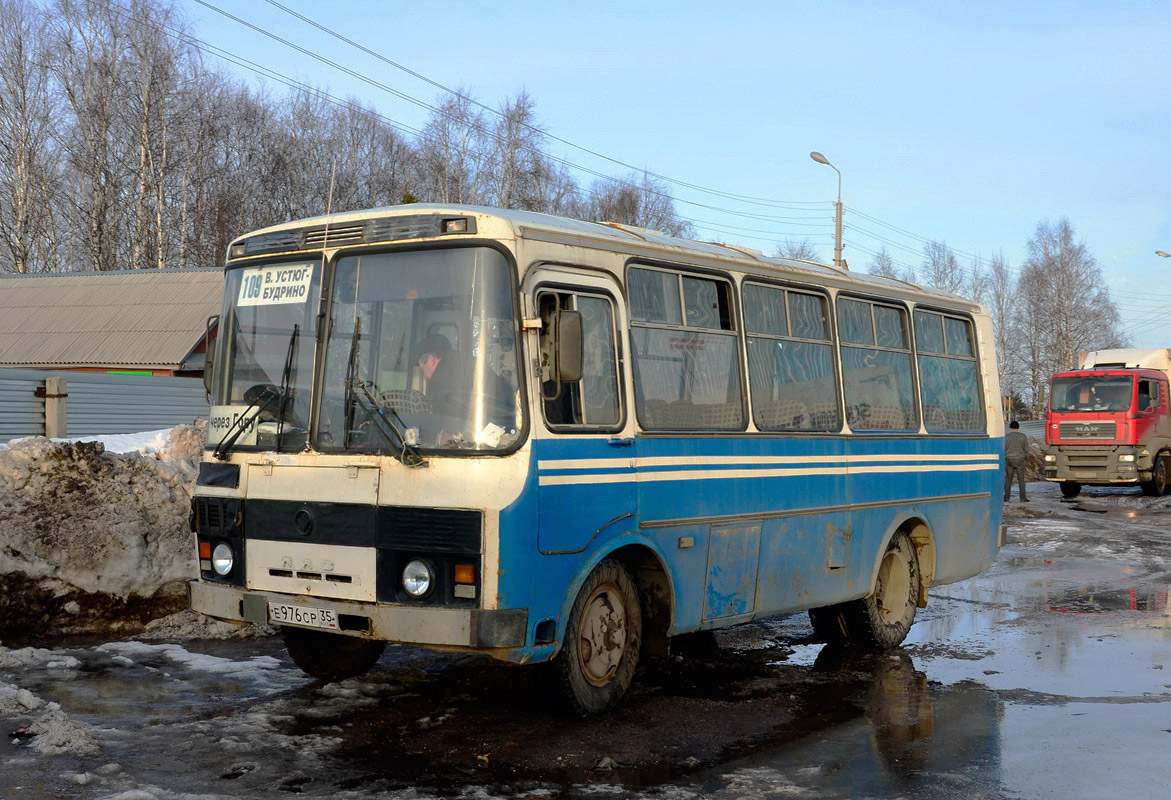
628, 268, 682, 325
743, 284, 787, 336
838, 299, 874, 344
578, 295, 620, 426
874, 305, 908, 349
841, 347, 916, 430
682, 276, 722, 329
631, 328, 743, 429
747, 338, 839, 430
919, 354, 983, 431
789, 292, 828, 340
945, 317, 974, 356
914, 310, 945, 354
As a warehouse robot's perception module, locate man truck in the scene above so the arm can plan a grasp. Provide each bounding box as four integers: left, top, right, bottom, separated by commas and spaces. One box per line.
1044, 348, 1171, 498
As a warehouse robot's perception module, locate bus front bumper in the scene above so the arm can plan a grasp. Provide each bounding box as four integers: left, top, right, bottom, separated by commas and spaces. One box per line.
188, 579, 528, 650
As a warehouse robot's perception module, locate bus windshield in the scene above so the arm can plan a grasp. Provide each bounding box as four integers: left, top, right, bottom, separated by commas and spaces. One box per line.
317, 246, 523, 454
209, 261, 321, 453
1050, 375, 1134, 413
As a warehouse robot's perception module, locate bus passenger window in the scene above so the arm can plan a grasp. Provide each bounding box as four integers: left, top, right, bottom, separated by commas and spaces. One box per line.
839, 298, 916, 432
744, 283, 840, 432
915, 310, 983, 432
539, 291, 621, 429
628, 266, 744, 431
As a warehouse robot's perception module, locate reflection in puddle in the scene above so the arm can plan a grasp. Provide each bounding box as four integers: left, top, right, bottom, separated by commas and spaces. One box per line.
696, 648, 1002, 799
1045, 584, 1170, 613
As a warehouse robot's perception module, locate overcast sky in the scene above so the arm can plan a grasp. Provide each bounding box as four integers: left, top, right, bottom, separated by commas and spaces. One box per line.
175, 0, 1171, 347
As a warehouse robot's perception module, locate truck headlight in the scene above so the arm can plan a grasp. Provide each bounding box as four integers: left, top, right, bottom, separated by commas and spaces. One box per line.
1044, 454, 1056, 463
1120, 454, 1136, 462
403, 559, 434, 598
211, 542, 235, 576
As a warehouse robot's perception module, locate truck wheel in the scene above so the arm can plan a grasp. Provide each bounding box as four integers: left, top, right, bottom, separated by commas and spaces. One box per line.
1059, 481, 1082, 499
554, 559, 642, 716
1141, 452, 1168, 496
281, 627, 387, 682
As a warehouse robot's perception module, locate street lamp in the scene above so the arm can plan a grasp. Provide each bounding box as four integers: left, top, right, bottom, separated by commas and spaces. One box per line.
1157, 251, 1170, 258
810, 151, 845, 269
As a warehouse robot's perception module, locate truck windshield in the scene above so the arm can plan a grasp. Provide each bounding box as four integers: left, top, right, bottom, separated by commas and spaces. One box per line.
1050, 375, 1134, 413
208, 261, 321, 453
317, 247, 523, 455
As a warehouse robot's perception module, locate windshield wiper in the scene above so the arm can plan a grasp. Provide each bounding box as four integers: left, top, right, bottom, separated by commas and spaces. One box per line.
347, 380, 427, 468
214, 325, 299, 461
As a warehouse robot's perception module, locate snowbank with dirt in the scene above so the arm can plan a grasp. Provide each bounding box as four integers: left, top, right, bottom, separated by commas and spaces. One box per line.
0, 423, 207, 639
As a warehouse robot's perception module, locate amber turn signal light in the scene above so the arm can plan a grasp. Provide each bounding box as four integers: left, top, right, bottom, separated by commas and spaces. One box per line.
453, 564, 475, 585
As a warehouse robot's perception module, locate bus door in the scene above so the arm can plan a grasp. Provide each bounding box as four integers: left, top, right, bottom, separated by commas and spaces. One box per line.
527, 272, 634, 556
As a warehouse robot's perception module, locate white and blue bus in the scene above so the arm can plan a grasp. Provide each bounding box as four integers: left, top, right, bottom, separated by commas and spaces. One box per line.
189, 204, 1005, 714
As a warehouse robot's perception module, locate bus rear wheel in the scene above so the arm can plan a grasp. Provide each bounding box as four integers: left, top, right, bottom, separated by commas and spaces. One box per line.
1059, 481, 1082, 499
809, 532, 920, 651
554, 559, 642, 716
281, 627, 387, 682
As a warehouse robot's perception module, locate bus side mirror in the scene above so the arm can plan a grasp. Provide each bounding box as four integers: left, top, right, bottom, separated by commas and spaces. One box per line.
557, 310, 583, 382
203, 315, 219, 397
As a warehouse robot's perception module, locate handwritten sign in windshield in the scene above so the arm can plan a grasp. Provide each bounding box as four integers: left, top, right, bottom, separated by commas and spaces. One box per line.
237, 264, 315, 306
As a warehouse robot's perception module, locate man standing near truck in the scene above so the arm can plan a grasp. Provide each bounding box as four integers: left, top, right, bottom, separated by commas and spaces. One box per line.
1005, 420, 1029, 502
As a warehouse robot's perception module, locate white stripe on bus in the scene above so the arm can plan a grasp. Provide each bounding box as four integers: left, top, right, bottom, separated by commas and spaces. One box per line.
537, 461, 999, 486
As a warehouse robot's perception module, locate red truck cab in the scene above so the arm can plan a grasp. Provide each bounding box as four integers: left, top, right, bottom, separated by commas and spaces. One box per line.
1044, 349, 1171, 498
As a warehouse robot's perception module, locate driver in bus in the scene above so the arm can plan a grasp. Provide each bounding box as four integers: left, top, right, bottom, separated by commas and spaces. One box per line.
413, 333, 518, 445
413, 334, 464, 419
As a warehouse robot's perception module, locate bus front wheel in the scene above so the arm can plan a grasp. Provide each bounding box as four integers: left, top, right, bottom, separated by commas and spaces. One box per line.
554, 559, 642, 716
281, 627, 387, 682
809, 532, 920, 651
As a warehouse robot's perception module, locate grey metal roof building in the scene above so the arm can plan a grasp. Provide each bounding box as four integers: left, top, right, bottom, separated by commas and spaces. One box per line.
0, 268, 224, 375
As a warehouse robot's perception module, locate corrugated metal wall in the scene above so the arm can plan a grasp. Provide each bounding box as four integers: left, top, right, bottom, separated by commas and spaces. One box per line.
0, 368, 208, 440
0, 368, 45, 439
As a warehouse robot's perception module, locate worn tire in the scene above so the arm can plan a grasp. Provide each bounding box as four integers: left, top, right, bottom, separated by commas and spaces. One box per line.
281, 627, 387, 682
1059, 481, 1082, 499
1141, 452, 1168, 496
554, 559, 642, 716
812, 533, 920, 651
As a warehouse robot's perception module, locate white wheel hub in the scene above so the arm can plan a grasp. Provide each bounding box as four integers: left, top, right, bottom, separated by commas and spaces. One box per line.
577, 583, 627, 686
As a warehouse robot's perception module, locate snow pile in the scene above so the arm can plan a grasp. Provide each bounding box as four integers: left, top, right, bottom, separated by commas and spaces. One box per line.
0, 423, 206, 639
0, 681, 100, 756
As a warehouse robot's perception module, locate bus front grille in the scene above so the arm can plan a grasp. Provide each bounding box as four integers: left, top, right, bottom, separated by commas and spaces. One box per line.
381, 507, 481, 554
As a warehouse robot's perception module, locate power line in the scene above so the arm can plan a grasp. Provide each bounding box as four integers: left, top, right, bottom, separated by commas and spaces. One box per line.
188, 0, 835, 227
258, 0, 832, 212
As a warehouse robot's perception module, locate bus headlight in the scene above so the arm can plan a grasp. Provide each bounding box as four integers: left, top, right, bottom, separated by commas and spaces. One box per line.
211, 542, 235, 576
403, 559, 434, 598
1119, 454, 1136, 462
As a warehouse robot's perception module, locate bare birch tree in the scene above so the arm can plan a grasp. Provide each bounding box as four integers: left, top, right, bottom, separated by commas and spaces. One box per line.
866, 247, 913, 281
775, 239, 821, 261
1016, 218, 1124, 415
587, 171, 693, 237
50, 0, 132, 271
419, 92, 488, 205
920, 239, 966, 295
0, 0, 59, 273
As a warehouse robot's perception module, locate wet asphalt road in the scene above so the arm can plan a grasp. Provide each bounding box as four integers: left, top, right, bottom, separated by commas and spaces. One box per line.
2, 479, 1169, 800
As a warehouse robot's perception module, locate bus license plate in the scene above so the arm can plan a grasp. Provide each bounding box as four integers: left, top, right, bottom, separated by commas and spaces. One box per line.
268, 602, 338, 630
